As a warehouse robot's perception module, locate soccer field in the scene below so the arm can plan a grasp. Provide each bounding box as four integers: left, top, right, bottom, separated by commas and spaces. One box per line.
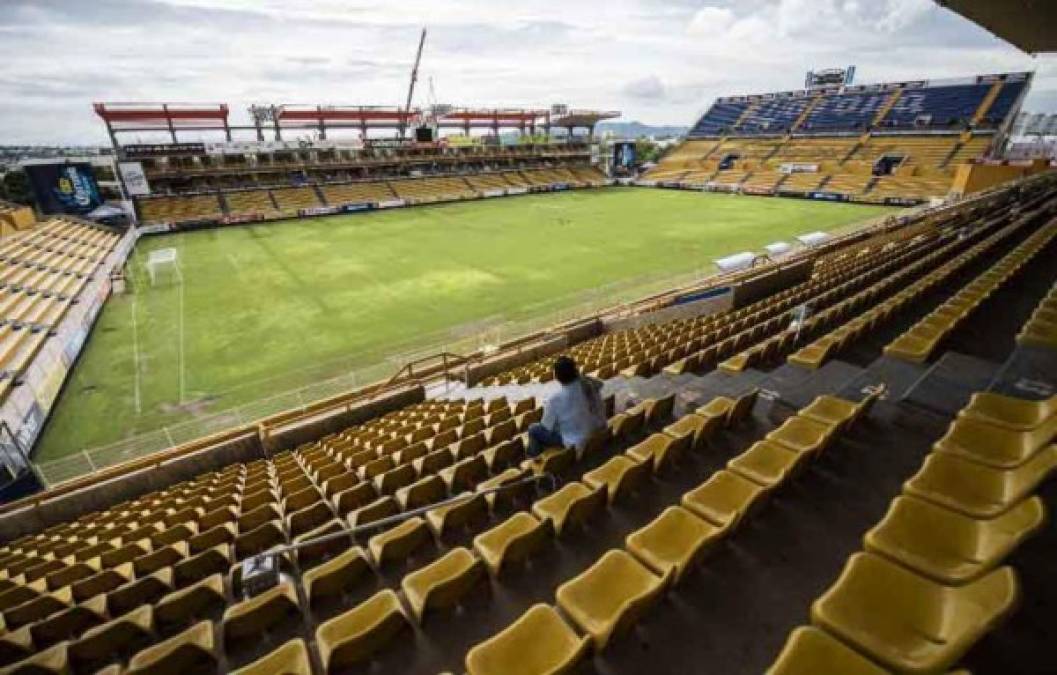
34, 188, 893, 461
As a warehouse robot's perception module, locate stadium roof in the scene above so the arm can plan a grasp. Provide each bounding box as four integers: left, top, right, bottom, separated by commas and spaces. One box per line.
937, 0, 1057, 54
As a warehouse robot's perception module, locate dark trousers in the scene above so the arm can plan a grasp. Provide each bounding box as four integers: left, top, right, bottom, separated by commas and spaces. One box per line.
527, 423, 563, 457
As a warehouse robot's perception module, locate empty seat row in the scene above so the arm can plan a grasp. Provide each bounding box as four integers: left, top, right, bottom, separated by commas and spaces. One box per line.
769, 387, 1051, 674
885, 217, 1057, 362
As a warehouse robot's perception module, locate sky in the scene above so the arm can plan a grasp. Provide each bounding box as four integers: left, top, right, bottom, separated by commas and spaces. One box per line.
2, 0, 1056, 145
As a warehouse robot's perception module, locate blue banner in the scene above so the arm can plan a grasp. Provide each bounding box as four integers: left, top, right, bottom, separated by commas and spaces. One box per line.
25, 162, 103, 216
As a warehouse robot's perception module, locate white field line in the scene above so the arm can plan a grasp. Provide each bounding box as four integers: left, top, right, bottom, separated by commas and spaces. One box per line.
130, 266, 142, 415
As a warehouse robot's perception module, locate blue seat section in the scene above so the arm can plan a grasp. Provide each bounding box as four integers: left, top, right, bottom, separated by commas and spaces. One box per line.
981, 80, 1026, 127
737, 97, 812, 135
880, 83, 990, 129
689, 100, 750, 137
800, 92, 890, 132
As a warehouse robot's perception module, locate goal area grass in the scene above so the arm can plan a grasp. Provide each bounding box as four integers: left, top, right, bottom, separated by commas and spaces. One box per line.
34, 188, 894, 461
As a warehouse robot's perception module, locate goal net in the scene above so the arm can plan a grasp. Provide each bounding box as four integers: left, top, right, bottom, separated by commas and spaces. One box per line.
146, 248, 180, 286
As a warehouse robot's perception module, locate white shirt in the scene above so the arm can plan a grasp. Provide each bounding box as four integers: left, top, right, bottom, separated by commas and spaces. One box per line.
541, 377, 606, 450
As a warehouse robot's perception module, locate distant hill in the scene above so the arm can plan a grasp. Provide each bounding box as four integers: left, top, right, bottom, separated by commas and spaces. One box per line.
596, 121, 688, 139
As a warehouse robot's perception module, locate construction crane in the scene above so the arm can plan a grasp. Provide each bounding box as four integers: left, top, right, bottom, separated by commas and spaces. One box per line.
401, 27, 427, 139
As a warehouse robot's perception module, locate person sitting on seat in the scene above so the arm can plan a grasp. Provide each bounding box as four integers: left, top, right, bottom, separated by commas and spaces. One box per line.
527, 356, 606, 457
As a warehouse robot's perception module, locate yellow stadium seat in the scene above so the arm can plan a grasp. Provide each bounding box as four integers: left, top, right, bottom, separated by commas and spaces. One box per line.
396, 475, 446, 510
681, 469, 769, 529
174, 543, 232, 586
625, 506, 729, 584
230, 638, 312, 675
932, 415, 1057, 468
482, 438, 524, 472
864, 494, 1046, 585
368, 516, 430, 565
4, 587, 72, 629
903, 448, 1057, 518
222, 580, 300, 642
126, 619, 215, 675
811, 552, 1018, 674
106, 568, 174, 616
401, 547, 485, 623
70, 603, 154, 669
475, 467, 533, 511
155, 573, 226, 631
348, 496, 399, 529
234, 521, 286, 561
625, 432, 690, 473
464, 604, 590, 675
583, 455, 651, 504
799, 387, 884, 430
425, 493, 489, 538
316, 589, 408, 669
767, 626, 889, 675
765, 415, 840, 456
556, 549, 669, 649
302, 545, 371, 607
30, 593, 107, 648
663, 413, 723, 452
728, 440, 806, 489
0, 624, 31, 666
697, 389, 758, 428
521, 446, 575, 476
959, 392, 1057, 431
2, 639, 68, 674
333, 482, 379, 516
531, 482, 607, 536
472, 512, 552, 576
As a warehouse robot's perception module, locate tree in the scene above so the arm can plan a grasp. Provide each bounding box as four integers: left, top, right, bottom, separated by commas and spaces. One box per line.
635, 138, 661, 164
0, 170, 33, 206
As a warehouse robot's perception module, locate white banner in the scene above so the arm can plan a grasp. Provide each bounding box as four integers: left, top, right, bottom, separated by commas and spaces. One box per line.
119, 162, 151, 196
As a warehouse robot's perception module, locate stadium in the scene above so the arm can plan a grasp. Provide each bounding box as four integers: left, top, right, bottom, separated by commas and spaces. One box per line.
0, 1, 1054, 673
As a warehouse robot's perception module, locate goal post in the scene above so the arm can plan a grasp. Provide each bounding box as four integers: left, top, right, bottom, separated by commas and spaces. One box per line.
146, 248, 180, 286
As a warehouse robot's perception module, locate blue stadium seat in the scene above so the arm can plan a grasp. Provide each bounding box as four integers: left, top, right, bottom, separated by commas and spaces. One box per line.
880, 83, 990, 129
800, 92, 890, 132
689, 101, 750, 137
737, 97, 812, 135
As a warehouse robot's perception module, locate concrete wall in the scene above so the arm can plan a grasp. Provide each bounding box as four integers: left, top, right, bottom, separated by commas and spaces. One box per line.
732, 260, 813, 308
952, 160, 1052, 197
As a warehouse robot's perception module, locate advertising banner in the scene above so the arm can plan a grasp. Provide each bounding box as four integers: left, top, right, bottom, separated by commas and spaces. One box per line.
340, 203, 373, 213
124, 142, 205, 158
298, 206, 340, 217
118, 162, 151, 196
613, 142, 637, 169
376, 199, 406, 209
24, 162, 103, 215
808, 191, 850, 202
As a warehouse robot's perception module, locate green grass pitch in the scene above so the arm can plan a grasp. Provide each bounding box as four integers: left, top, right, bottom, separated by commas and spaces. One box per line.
34, 188, 893, 461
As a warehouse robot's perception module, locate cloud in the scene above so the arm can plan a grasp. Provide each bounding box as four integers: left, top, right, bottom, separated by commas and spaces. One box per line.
623, 76, 666, 100
687, 6, 734, 36
0, 0, 1052, 144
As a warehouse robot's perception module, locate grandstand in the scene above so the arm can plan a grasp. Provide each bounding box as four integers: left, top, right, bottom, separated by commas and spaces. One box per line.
645, 72, 1032, 204
2, 0, 1056, 667
0, 169, 1052, 674
95, 102, 617, 229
